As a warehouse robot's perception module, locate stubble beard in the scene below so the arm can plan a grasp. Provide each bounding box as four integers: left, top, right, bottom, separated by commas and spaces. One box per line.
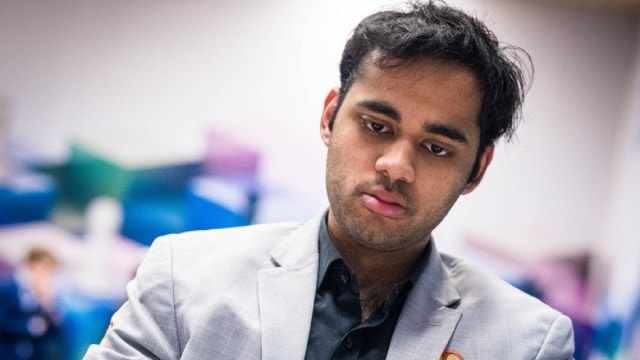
326, 153, 455, 253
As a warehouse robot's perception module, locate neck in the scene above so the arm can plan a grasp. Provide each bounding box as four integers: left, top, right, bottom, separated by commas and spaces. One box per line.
334, 239, 425, 287
326, 215, 428, 319
339, 241, 426, 320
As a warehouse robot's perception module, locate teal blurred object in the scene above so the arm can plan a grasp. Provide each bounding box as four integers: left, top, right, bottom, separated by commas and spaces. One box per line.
0, 173, 57, 225
58, 143, 202, 208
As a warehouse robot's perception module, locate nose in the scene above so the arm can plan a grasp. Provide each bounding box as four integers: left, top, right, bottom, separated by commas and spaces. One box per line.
374, 140, 416, 184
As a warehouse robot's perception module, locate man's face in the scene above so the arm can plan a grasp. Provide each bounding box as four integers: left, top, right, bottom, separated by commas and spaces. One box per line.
320, 57, 493, 253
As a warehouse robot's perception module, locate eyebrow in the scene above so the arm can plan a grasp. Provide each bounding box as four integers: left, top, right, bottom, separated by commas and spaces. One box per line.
425, 123, 468, 144
358, 100, 401, 121
357, 99, 469, 145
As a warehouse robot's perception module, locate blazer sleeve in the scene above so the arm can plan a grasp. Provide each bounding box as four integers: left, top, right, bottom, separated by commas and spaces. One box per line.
534, 314, 575, 360
83, 237, 181, 360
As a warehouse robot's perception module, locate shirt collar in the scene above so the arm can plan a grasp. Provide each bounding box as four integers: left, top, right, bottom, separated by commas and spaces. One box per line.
316, 212, 343, 289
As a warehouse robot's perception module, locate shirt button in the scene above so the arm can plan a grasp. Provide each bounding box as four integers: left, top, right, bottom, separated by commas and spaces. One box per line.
344, 335, 353, 349
340, 273, 349, 284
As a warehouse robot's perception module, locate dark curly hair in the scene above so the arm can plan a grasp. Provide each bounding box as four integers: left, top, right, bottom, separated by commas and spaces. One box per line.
331, 0, 532, 181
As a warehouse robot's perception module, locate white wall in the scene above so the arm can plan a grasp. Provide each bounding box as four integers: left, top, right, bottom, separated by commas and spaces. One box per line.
435, 0, 638, 256
0, 0, 637, 258
0, 0, 397, 216
598, 21, 640, 319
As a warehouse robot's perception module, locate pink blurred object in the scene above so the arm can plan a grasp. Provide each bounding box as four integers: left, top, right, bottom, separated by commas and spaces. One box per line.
205, 131, 260, 177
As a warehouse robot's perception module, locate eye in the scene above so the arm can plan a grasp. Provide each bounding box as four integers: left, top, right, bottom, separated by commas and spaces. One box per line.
424, 142, 451, 157
363, 119, 392, 134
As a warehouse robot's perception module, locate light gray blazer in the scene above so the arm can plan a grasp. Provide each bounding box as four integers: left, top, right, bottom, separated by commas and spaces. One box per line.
84, 214, 574, 359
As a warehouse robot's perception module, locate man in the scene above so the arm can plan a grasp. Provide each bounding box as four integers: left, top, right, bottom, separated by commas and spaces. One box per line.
85, 1, 574, 359
0, 247, 63, 360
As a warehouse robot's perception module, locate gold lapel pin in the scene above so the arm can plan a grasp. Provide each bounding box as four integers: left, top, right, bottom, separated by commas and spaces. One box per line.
440, 350, 464, 360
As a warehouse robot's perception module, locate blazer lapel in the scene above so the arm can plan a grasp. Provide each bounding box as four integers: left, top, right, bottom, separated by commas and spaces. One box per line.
387, 241, 462, 360
258, 214, 323, 360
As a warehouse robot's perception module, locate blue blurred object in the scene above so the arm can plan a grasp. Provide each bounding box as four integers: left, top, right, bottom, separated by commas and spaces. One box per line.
619, 293, 640, 358
592, 317, 624, 359
120, 176, 259, 246
185, 176, 256, 231
59, 291, 122, 360
121, 197, 187, 246
0, 173, 57, 225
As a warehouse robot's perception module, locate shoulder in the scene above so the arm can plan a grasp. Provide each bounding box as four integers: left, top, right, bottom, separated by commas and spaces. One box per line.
140, 221, 307, 278
441, 252, 551, 310
159, 221, 305, 255
441, 253, 574, 357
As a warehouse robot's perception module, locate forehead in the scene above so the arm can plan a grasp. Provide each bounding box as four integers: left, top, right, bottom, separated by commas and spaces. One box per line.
357, 53, 482, 98
349, 56, 483, 139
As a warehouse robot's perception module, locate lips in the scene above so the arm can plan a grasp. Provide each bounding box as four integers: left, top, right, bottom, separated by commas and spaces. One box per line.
361, 189, 407, 218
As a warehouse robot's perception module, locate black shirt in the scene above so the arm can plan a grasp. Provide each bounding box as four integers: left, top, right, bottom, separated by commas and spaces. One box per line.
304, 216, 430, 359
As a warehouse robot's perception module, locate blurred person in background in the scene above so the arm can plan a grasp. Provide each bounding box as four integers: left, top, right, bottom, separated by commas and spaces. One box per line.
85, 1, 574, 359
0, 247, 64, 360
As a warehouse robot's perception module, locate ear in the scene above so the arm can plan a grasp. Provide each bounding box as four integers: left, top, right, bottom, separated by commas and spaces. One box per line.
320, 87, 340, 146
462, 144, 494, 194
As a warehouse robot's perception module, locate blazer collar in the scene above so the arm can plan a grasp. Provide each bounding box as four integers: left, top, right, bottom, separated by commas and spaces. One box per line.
269, 212, 323, 268
258, 214, 463, 360
258, 213, 323, 360
387, 240, 462, 360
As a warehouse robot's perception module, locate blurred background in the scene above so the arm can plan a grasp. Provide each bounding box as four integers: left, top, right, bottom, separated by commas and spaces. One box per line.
0, 0, 638, 358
